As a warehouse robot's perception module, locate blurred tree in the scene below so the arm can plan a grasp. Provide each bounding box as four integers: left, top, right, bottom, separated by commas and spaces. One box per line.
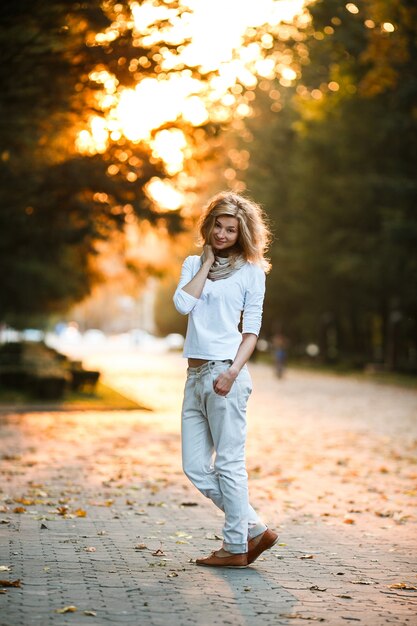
240, 0, 417, 371
0, 0, 173, 324
0, 0, 294, 326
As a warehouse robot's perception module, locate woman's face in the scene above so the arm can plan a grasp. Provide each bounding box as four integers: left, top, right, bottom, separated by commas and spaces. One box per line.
210, 215, 239, 253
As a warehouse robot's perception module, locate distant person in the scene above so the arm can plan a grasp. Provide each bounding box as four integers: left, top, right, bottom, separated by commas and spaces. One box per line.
272, 333, 288, 378
173, 191, 278, 568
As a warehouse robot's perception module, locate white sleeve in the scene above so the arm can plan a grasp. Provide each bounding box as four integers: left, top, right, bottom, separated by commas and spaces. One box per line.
242, 266, 266, 336
173, 256, 200, 315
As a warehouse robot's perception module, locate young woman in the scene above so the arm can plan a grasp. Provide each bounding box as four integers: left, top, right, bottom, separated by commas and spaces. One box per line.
173, 191, 278, 568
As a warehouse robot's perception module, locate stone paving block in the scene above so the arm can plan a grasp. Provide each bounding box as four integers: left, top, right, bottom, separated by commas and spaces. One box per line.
1, 361, 417, 625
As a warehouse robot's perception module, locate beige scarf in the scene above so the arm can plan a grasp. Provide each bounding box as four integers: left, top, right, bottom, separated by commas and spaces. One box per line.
201, 251, 246, 281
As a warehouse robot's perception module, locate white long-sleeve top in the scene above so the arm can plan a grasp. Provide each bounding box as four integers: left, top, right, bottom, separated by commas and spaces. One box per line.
173, 255, 266, 360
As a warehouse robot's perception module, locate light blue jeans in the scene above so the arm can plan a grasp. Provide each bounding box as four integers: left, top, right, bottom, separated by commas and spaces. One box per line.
181, 360, 267, 554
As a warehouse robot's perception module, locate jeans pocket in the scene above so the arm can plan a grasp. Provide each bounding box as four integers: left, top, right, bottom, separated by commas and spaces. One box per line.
236, 371, 252, 412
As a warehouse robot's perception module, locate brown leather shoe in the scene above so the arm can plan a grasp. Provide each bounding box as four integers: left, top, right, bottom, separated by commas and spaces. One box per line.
247, 528, 279, 564
196, 551, 248, 568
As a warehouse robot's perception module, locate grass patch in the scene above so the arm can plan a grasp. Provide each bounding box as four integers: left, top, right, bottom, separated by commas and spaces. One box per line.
289, 360, 417, 389
0, 381, 148, 411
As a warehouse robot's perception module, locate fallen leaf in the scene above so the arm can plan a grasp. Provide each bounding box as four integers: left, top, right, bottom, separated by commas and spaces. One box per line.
84, 547, 96, 553
351, 580, 373, 585
167, 571, 178, 578
55, 606, 77, 614
0, 566, 10, 572
205, 533, 223, 541
300, 554, 314, 560
343, 518, 355, 524
152, 549, 166, 556
375, 510, 395, 518
14, 498, 35, 506
56, 506, 68, 516
243, 586, 252, 592
388, 582, 417, 590
175, 540, 189, 544
75, 509, 87, 518
0, 519, 11, 524
84, 610, 97, 616
12, 507, 26, 514
0, 580, 21, 587
280, 614, 324, 622
0, 590, 7, 594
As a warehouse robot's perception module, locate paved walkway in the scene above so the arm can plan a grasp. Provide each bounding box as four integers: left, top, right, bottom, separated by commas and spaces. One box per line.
1, 348, 416, 625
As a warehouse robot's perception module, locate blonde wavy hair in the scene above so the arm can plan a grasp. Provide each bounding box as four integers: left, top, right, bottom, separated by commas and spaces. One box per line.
198, 191, 272, 273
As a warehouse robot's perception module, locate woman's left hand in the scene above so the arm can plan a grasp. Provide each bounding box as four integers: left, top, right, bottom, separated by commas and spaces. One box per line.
213, 369, 238, 396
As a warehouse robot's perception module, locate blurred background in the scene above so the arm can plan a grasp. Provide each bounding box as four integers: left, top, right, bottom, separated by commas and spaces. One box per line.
1, 0, 416, 397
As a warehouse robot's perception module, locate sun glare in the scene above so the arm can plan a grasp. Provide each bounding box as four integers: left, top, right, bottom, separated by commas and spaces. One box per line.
145, 178, 184, 211
76, 0, 306, 191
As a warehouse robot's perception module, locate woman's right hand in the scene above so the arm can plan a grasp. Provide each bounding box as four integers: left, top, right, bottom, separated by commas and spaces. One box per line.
203, 244, 215, 266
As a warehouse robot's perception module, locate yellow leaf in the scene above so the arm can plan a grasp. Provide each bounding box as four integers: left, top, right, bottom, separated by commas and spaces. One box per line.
55, 606, 77, 614
388, 582, 417, 590
75, 509, 87, 518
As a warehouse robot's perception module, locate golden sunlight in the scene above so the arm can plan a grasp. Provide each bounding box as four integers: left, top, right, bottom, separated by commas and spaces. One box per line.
76, 0, 306, 174
145, 178, 184, 211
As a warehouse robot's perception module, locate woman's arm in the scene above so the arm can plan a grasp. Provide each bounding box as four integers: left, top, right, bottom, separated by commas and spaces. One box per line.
213, 266, 266, 396
182, 245, 214, 299
213, 333, 257, 396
